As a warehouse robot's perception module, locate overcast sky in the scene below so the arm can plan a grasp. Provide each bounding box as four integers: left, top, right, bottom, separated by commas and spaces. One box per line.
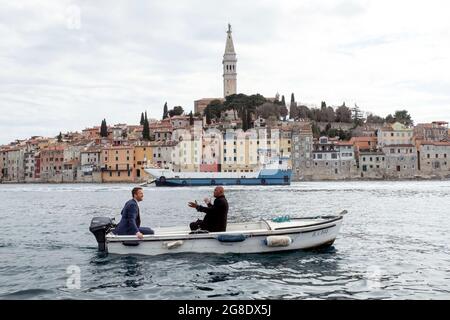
1, 0, 450, 144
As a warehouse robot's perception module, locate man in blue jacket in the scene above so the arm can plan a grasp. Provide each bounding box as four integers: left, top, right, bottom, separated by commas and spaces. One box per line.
113, 187, 154, 239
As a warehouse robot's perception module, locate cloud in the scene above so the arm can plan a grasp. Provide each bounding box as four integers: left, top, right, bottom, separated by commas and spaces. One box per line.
0, 0, 450, 144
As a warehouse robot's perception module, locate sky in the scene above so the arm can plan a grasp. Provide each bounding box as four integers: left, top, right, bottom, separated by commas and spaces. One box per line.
1, 0, 450, 144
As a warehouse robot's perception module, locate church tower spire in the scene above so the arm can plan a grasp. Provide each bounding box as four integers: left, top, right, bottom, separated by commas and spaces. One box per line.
223, 23, 237, 98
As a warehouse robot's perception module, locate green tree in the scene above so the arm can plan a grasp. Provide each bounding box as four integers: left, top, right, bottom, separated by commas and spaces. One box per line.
289, 93, 297, 119
298, 105, 309, 119
223, 93, 266, 130
351, 104, 364, 127
366, 113, 385, 124
100, 119, 108, 137
280, 105, 288, 121
57, 132, 62, 142
205, 106, 212, 125
385, 114, 395, 124
189, 111, 194, 126
335, 103, 352, 123
311, 122, 321, 138
168, 106, 184, 117
140, 112, 145, 125
204, 99, 224, 121
163, 102, 168, 119
393, 110, 413, 126
142, 112, 150, 140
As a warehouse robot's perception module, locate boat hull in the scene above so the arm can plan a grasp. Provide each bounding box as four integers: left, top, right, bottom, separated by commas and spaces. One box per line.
145, 168, 292, 187
105, 217, 343, 256
155, 177, 291, 186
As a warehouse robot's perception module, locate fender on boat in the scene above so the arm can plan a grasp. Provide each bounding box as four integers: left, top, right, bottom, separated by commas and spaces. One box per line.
264, 235, 292, 247
217, 234, 246, 242
163, 240, 184, 249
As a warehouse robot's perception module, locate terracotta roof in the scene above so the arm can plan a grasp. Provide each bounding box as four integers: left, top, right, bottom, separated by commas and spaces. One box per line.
360, 151, 385, 155
420, 141, 450, 146
382, 144, 415, 148
350, 137, 378, 142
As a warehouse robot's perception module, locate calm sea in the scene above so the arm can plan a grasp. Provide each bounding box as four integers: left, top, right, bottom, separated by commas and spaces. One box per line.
0, 181, 449, 299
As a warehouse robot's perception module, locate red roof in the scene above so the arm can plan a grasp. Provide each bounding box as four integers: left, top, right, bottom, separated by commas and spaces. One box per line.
420, 141, 450, 146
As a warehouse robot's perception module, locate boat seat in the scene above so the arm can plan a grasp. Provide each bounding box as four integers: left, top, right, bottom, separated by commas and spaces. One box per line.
189, 229, 209, 234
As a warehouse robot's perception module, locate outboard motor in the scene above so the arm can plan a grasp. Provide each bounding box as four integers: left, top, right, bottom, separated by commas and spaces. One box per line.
89, 217, 115, 252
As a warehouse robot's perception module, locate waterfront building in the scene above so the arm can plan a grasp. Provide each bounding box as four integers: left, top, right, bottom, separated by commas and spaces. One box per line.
171, 126, 203, 172
101, 145, 135, 182
40, 145, 65, 182
134, 142, 154, 182
78, 147, 102, 182
309, 137, 357, 180
280, 128, 292, 168
418, 141, 450, 177
0, 147, 7, 181
291, 122, 313, 180
358, 151, 386, 178
414, 121, 449, 142
381, 144, 417, 178
377, 122, 414, 147
3, 147, 25, 182
151, 141, 177, 169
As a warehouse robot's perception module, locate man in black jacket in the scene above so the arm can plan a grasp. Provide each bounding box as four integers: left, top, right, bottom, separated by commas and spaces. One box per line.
188, 186, 229, 232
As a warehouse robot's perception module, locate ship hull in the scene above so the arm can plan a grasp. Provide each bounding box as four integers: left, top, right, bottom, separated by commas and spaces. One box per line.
155, 176, 291, 186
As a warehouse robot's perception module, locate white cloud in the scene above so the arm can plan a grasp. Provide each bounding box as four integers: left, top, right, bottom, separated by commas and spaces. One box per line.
0, 0, 449, 144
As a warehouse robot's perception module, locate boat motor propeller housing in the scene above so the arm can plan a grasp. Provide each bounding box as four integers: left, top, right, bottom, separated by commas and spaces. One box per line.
89, 217, 115, 252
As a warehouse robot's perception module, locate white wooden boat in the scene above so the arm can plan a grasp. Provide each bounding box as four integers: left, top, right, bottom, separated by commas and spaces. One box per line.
89, 211, 346, 256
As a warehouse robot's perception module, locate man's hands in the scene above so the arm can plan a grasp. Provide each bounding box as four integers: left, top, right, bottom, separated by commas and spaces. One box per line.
188, 200, 198, 209
136, 231, 144, 239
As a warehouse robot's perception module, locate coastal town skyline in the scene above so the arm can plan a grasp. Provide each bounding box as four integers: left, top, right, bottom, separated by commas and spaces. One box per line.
1, 1, 450, 145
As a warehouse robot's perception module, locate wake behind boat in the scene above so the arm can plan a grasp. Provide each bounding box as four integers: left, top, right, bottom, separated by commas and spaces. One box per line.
89, 211, 346, 256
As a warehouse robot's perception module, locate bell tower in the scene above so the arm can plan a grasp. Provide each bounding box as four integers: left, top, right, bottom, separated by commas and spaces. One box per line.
223, 23, 237, 97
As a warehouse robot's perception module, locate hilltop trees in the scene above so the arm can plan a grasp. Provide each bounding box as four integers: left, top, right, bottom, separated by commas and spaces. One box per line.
142, 112, 150, 140
163, 102, 168, 119
168, 106, 184, 117
289, 93, 297, 119
366, 113, 385, 124
335, 103, 352, 123
351, 104, 364, 127
100, 119, 108, 137
140, 112, 145, 125
393, 110, 413, 126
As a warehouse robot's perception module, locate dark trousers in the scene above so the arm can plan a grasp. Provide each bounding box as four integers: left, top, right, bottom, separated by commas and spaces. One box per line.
190, 219, 204, 231
139, 227, 154, 235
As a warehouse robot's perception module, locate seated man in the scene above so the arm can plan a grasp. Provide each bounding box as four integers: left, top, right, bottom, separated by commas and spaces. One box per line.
113, 187, 154, 239
188, 186, 229, 232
